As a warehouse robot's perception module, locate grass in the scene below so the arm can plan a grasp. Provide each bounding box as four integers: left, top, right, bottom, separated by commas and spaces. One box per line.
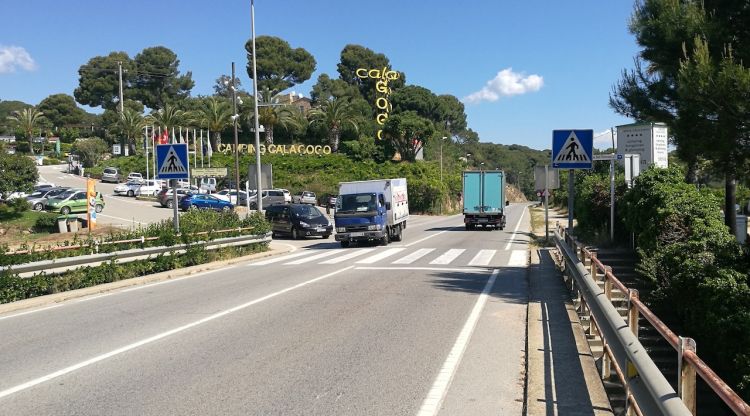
0, 210, 46, 230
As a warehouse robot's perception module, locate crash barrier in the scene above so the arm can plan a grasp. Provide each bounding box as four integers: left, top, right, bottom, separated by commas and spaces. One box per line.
554, 225, 750, 416
1, 232, 271, 279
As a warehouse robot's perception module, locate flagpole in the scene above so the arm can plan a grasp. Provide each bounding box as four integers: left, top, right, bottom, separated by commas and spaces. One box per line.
145, 126, 150, 183
200, 129, 204, 168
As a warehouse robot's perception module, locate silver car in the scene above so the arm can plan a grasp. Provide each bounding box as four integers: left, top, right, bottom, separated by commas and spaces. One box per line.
25, 187, 70, 211
101, 167, 121, 183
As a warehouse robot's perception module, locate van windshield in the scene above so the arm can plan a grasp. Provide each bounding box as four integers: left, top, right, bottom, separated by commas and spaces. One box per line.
292, 204, 323, 218
338, 193, 377, 213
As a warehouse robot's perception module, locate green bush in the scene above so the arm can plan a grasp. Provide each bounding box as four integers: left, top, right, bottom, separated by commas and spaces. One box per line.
572, 170, 628, 242
33, 212, 59, 232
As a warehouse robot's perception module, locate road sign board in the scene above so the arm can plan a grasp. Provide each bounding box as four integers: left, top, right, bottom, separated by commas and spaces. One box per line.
552, 130, 593, 169
593, 153, 616, 161
156, 143, 189, 179
192, 167, 228, 177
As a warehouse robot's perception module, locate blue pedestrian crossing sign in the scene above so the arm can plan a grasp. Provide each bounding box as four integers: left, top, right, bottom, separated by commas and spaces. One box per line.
552, 130, 593, 169
156, 143, 189, 179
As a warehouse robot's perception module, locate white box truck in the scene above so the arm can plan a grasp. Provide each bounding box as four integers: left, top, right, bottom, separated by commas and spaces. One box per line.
334, 178, 409, 247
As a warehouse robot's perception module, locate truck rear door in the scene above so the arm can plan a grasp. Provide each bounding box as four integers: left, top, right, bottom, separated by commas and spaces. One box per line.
463, 172, 482, 213
482, 171, 503, 213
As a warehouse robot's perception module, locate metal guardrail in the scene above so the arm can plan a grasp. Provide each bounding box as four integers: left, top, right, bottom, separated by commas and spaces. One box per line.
1, 232, 272, 278
555, 225, 750, 416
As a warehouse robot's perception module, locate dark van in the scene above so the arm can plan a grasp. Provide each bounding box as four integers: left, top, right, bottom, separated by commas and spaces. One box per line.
265, 203, 333, 240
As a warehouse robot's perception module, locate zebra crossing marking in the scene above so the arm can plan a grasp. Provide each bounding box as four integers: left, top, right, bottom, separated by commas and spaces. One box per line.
284, 250, 342, 265
251, 250, 314, 265
356, 248, 406, 264
392, 248, 435, 264
429, 249, 465, 265
319, 248, 376, 264
468, 249, 496, 266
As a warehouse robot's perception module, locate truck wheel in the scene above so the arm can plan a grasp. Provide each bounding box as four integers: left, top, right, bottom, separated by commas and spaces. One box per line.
392, 224, 402, 241
380, 227, 390, 245
340, 241, 350, 248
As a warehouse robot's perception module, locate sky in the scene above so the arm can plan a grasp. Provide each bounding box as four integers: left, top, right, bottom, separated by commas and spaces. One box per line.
0, 0, 641, 151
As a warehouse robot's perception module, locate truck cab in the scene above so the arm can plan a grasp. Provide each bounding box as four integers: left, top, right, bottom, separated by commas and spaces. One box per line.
334, 179, 408, 247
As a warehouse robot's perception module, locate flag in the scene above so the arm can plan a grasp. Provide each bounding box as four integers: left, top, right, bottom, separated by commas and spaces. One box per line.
206, 134, 213, 158
160, 128, 169, 145
171, 128, 176, 144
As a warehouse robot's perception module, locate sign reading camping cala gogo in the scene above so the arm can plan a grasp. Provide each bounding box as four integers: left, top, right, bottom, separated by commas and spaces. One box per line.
356, 67, 400, 140
216, 143, 332, 155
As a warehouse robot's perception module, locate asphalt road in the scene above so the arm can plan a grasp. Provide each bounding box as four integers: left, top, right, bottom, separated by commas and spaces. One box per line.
38, 164, 187, 227
0, 204, 531, 415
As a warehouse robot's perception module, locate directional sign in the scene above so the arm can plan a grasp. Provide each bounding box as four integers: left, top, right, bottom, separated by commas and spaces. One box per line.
156, 143, 189, 179
192, 167, 228, 177
552, 130, 593, 169
593, 153, 616, 161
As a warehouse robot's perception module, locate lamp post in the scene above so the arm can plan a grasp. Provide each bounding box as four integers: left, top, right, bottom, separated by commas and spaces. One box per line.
231, 62, 240, 202
250, 0, 263, 212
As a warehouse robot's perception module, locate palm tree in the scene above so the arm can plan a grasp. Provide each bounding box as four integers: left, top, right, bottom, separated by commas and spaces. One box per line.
196, 97, 231, 151
7, 107, 45, 155
247, 88, 300, 145
118, 108, 147, 155
308, 97, 360, 152
149, 104, 188, 138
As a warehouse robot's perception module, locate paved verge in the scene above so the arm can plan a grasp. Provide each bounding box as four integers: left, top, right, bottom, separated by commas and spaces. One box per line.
526, 248, 612, 415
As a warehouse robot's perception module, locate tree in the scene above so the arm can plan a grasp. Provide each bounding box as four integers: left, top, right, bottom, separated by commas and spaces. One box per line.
0, 146, 38, 196
74, 51, 134, 110
247, 88, 301, 145
245, 36, 316, 94
213, 74, 247, 99
37, 94, 88, 129
382, 111, 434, 162
71, 137, 108, 167
391, 85, 439, 120
0, 100, 31, 134
337, 44, 405, 104
149, 104, 189, 136
436, 95, 468, 133
101, 100, 145, 145
131, 46, 194, 110
7, 107, 45, 155
308, 97, 361, 153
118, 108, 148, 155
196, 98, 231, 151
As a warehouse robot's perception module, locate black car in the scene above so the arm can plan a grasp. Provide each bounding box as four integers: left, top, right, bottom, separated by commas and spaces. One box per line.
265, 203, 333, 240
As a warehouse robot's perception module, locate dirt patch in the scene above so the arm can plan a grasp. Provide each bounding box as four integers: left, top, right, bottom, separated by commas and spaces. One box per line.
2, 224, 128, 252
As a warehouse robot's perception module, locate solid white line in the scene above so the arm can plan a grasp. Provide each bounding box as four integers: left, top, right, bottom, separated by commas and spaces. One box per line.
319, 248, 375, 264
284, 250, 340, 265
0, 304, 63, 322
355, 266, 490, 273
429, 249, 465, 265
416, 269, 500, 416
356, 247, 406, 264
468, 249, 496, 266
392, 248, 435, 264
96, 214, 145, 225
507, 250, 527, 267
405, 230, 449, 247
0, 266, 355, 400
503, 208, 526, 251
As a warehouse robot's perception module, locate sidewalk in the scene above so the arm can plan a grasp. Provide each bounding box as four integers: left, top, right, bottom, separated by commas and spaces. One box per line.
525, 205, 612, 415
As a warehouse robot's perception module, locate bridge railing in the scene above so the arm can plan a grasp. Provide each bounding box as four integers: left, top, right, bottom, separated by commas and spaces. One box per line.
555, 225, 750, 416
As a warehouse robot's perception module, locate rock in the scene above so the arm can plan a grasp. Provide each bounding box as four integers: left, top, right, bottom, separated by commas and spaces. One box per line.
21, 230, 31, 235
0, 228, 6, 236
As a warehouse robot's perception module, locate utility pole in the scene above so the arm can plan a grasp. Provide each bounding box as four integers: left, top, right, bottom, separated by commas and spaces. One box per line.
118, 61, 125, 155
251, 0, 263, 212
231, 62, 240, 202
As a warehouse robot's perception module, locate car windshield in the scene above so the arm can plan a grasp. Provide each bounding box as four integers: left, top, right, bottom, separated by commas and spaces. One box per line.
28, 190, 46, 198
104, 169, 116, 174
126, 180, 140, 185
56, 190, 77, 199
338, 193, 377, 213
292, 204, 323, 218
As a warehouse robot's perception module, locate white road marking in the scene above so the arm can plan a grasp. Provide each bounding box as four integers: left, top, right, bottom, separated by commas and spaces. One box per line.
0, 304, 63, 322
468, 249, 496, 266
356, 247, 406, 264
355, 266, 490, 273
392, 248, 435, 264
284, 250, 341, 265
250, 250, 315, 265
319, 248, 375, 264
429, 249, 465, 265
0, 266, 355, 400
508, 250, 527, 267
405, 230, 449, 247
96, 214, 145, 225
416, 269, 500, 416
75, 293, 114, 303
503, 207, 526, 251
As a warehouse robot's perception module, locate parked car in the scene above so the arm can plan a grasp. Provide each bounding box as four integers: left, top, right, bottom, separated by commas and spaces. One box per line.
34, 183, 56, 191
101, 167, 121, 183
135, 180, 165, 196
265, 203, 333, 239
114, 180, 144, 197
179, 194, 234, 212
280, 189, 292, 204
199, 177, 217, 193
2, 191, 28, 201
215, 189, 248, 205
157, 188, 194, 208
26, 186, 70, 211
249, 189, 286, 210
292, 191, 317, 205
126, 172, 144, 183
46, 189, 105, 215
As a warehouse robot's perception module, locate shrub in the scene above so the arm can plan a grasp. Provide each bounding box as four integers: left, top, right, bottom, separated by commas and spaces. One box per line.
33, 212, 59, 232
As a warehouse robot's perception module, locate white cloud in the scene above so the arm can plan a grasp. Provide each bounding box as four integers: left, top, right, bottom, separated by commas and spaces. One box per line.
594, 129, 615, 149
0, 46, 37, 74
463, 68, 543, 104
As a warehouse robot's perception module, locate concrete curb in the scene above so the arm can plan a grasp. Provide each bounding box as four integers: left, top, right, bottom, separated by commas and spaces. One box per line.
0, 242, 295, 315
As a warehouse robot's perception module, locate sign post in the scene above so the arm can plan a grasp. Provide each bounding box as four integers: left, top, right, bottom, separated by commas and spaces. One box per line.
156, 143, 189, 232
552, 130, 594, 232
86, 178, 97, 233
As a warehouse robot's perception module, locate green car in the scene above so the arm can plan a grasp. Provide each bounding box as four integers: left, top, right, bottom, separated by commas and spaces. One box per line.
46, 189, 105, 215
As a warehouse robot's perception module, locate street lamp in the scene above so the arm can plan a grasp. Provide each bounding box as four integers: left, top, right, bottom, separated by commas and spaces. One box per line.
231, 62, 240, 201
251, 0, 263, 212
